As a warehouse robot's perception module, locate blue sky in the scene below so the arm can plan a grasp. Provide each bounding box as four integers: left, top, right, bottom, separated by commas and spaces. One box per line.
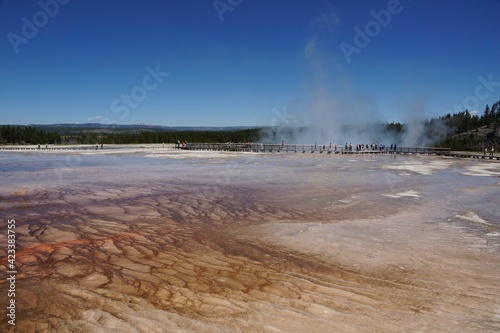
1, 0, 499, 127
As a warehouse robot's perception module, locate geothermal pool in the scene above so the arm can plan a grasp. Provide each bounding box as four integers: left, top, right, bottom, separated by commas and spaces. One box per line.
1, 149, 500, 332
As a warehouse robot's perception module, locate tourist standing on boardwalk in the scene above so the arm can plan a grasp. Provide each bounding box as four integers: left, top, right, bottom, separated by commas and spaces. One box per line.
490, 146, 494, 157
484, 147, 488, 156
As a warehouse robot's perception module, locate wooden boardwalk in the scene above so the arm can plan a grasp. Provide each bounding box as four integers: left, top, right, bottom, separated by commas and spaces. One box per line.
447, 151, 500, 161
178, 143, 453, 155
1, 144, 498, 160
0, 145, 168, 151
178, 143, 500, 160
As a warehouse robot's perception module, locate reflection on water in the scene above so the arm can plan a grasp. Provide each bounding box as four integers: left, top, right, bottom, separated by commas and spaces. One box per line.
1, 151, 500, 332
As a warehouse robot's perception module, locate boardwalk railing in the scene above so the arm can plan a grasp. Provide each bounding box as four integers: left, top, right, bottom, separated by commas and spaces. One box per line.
0, 143, 452, 156
0, 145, 169, 151
178, 143, 452, 156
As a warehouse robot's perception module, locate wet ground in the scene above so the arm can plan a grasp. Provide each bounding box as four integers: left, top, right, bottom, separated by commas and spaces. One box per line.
1, 150, 500, 332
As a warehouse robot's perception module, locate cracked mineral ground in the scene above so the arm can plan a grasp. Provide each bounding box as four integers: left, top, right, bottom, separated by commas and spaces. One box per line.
1, 149, 500, 332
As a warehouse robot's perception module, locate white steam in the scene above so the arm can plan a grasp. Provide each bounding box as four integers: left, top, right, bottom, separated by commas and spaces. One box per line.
261, 7, 450, 147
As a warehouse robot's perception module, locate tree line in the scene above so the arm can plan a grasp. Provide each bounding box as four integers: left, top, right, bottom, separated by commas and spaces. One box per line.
383, 100, 500, 151
0, 125, 261, 145
438, 100, 500, 134
0, 125, 62, 145
432, 100, 499, 150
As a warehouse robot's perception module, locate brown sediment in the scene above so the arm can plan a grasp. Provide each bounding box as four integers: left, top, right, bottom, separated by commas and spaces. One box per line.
0, 155, 499, 332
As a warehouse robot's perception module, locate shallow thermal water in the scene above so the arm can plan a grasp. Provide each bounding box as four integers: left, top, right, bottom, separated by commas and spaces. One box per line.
1, 149, 500, 332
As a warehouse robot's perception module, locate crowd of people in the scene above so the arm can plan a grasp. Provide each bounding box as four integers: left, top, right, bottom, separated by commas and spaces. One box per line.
308, 142, 398, 152
340, 143, 397, 152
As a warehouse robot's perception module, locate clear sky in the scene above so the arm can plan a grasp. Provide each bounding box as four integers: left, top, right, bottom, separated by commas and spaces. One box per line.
1, 0, 499, 127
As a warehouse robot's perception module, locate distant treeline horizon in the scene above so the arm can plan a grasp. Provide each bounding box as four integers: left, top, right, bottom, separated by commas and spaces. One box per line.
1, 99, 499, 151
